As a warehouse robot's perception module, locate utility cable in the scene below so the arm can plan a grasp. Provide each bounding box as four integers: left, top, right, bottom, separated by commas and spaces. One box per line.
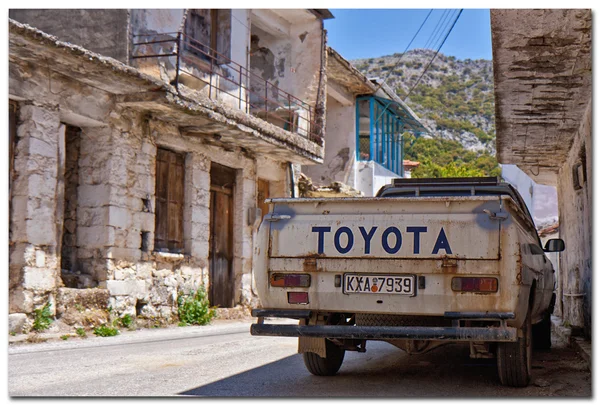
372, 9, 433, 93
403, 9, 463, 101
429, 9, 457, 52
423, 9, 449, 50
397, 9, 447, 97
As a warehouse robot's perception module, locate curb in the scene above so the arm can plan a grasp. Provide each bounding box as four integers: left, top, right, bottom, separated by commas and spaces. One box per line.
551, 315, 591, 371
571, 337, 592, 371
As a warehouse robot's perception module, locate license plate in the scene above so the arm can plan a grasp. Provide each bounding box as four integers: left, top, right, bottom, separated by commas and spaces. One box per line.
343, 274, 416, 296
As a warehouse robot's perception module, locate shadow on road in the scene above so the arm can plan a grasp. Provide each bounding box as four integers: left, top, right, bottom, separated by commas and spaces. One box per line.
178, 342, 589, 397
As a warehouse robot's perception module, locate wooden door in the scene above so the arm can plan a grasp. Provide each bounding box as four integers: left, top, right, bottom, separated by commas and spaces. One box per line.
209, 163, 236, 308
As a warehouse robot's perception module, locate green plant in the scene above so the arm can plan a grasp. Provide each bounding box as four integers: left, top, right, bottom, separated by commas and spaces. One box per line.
118, 314, 133, 329
10, 332, 16, 336
76, 327, 86, 338
177, 287, 216, 326
32, 302, 53, 331
94, 324, 119, 337
60, 335, 70, 341
74, 303, 85, 313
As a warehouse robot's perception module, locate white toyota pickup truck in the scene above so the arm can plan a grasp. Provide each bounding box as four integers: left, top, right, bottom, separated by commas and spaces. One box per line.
250, 177, 564, 387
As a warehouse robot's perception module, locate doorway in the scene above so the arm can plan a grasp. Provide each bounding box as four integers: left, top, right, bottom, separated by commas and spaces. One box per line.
209, 162, 236, 308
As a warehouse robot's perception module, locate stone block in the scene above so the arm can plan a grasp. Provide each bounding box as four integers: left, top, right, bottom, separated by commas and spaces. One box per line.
190, 206, 210, 225
8, 313, 28, 334
114, 267, 136, 281
141, 141, 156, 155
107, 206, 131, 228
136, 262, 155, 279
105, 247, 142, 261
78, 184, 111, 208
28, 137, 57, 159
190, 241, 209, 259
9, 288, 34, 313
79, 207, 109, 227
135, 212, 155, 232
179, 265, 199, 277
27, 219, 56, 246
27, 173, 57, 199
78, 226, 112, 247
106, 280, 147, 297
22, 266, 57, 291
190, 223, 210, 241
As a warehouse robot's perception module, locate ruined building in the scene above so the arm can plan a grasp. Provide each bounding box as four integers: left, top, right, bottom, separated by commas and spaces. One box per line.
491, 9, 592, 338
302, 47, 427, 197
8, 9, 332, 332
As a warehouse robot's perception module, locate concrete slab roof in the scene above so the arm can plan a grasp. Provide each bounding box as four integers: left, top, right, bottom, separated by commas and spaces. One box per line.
327, 47, 377, 96
491, 9, 591, 185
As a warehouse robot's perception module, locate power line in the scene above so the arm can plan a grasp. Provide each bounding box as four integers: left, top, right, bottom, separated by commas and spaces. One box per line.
372, 9, 433, 93
429, 9, 457, 52
403, 9, 463, 101
401, 9, 454, 98
423, 9, 449, 50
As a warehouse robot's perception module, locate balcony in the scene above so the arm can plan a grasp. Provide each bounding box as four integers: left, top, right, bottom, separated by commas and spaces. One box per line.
356, 95, 427, 177
131, 31, 322, 145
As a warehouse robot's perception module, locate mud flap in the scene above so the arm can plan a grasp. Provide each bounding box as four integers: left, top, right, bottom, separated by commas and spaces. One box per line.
298, 336, 327, 358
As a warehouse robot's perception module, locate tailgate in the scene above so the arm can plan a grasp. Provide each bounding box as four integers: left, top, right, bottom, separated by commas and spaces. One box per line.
268, 196, 503, 260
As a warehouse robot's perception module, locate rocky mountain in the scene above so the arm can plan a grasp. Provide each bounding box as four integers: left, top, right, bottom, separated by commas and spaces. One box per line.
352, 49, 496, 155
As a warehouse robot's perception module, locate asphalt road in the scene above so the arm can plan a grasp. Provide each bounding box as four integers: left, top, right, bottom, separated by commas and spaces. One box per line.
8, 320, 591, 397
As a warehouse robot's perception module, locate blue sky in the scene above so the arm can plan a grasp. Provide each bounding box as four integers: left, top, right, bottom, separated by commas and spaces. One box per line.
325, 9, 493, 61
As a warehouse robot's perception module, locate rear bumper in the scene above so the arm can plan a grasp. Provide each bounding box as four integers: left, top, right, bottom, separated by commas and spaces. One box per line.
251, 309, 518, 342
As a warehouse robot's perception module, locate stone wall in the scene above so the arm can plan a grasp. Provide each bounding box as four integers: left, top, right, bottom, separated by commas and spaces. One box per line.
10, 104, 63, 322
556, 100, 592, 337
9, 97, 289, 328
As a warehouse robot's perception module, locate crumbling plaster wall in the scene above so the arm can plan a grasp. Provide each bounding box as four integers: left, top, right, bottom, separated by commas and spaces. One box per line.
556, 100, 592, 337
131, 9, 253, 113
8, 9, 130, 63
250, 12, 323, 108
302, 95, 355, 187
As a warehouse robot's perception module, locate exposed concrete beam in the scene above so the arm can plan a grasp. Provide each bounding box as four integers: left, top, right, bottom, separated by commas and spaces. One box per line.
250, 10, 291, 37
327, 81, 354, 107
491, 9, 591, 185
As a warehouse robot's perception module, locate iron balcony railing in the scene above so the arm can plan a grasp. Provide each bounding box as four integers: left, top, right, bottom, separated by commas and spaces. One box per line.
131, 32, 322, 144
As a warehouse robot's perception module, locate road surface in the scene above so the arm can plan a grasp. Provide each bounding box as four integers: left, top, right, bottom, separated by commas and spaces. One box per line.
8, 320, 591, 397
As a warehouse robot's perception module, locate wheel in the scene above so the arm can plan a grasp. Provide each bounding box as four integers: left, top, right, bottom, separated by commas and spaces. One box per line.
496, 307, 532, 387
303, 339, 345, 376
532, 310, 552, 350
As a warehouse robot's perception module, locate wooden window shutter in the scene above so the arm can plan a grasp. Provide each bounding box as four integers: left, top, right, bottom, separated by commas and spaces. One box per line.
155, 148, 185, 253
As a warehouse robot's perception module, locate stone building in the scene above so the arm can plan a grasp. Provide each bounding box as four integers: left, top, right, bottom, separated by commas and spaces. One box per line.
8, 9, 332, 332
491, 9, 592, 338
302, 47, 427, 197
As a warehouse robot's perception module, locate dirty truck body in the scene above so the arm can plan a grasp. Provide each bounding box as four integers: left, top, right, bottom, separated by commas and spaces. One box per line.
251, 177, 561, 387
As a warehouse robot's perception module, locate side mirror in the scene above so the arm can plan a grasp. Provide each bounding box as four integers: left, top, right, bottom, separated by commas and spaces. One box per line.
544, 239, 565, 252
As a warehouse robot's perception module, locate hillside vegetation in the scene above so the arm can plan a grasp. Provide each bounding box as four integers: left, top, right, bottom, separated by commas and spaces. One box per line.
352, 49, 500, 178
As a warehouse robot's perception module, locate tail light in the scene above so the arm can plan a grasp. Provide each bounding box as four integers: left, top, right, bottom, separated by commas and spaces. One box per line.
288, 292, 309, 304
270, 273, 311, 288
451, 277, 498, 293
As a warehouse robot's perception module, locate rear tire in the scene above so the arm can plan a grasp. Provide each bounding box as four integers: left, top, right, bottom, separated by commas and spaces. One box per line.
303, 339, 345, 376
497, 307, 532, 387
532, 311, 552, 350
